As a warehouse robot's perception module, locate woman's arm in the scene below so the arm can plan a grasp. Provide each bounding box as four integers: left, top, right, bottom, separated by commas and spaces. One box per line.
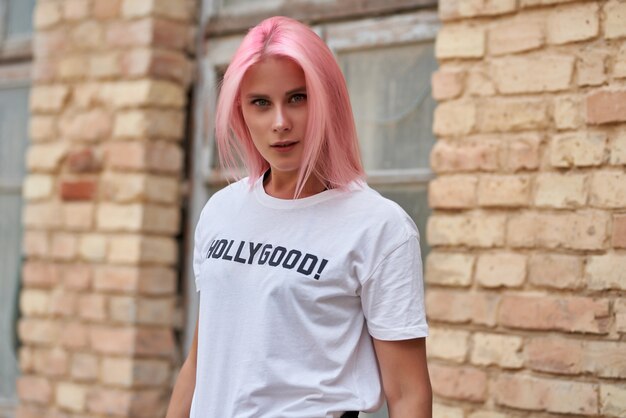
165, 317, 199, 418
372, 337, 432, 418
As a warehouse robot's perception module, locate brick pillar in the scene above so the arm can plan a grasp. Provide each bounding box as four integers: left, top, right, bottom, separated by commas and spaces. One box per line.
18, 0, 194, 416
428, 1, 626, 417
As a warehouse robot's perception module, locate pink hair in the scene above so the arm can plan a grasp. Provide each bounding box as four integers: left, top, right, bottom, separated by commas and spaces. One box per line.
215, 16, 365, 197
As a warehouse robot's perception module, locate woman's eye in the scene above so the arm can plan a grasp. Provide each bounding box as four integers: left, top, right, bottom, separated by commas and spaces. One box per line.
251, 98, 270, 107
289, 93, 307, 104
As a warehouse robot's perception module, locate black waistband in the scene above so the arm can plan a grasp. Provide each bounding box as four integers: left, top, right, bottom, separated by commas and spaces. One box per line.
340, 412, 359, 418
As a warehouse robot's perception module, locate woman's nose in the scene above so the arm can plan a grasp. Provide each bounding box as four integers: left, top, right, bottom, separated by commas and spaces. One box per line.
272, 107, 291, 132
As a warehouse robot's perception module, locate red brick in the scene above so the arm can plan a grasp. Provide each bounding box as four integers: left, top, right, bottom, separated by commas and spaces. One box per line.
430, 364, 487, 402
136, 328, 175, 356
32, 348, 68, 377
60, 179, 97, 201
79, 294, 107, 321
94, 0, 121, 19
66, 148, 102, 173
62, 264, 92, 291
430, 139, 499, 173
60, 322, 88, 349
426, 289, 500, 326
528, 253, 584, 289
17, 376, 52, 404
103, 141, 183, 173
525, 337, 584, 375
147, 49, 192, 86
87, 388, 131, 416
106, 18, 188, 50
18, 319, 60, 345
94, 265, 176, 295
60, 108, 113, 142
586, 89, 626, 125
90, 326, 134, 354
22, 262, 60, 289
612, 214, 626, 248
495, 374, 598, 415
15, 404, 47, 418
48, 290, 77, 317
498, 294, 610, 334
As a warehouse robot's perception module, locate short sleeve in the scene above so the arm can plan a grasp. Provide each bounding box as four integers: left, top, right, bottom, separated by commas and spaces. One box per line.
360, 235, 428, 340
192, 206, 208, 293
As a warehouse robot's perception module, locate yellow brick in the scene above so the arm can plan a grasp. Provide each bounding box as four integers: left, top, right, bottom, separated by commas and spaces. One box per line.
586, 253, 626, 290
113, 109, 184, 139
428, 213, 506, 248
600, 384, 626, 417
475, 252, 526, 288
479, 98, 549, 132
471, 332, 523, 368
122, 0, 191, 20
26, 143, 69, 172
58, 55, 89, 80
428, 175, 477, 209
577, 49, 608, 87
610, 130, 626, 165
101, 357, 133, 386
23, 202, 63, 229
30, 85, 70, 113
78, 234, 107, 262
107, 80, 185, 108
56, 382, 87, 412
63, 203, 95, 231
547, 3, 599, 45
604, 0, 626, 40
71, 21, 104, 50
34, 2, 62, 29
20, 290, 51, 316
553, 96, 583, 130
492, 55, 574, 94
102, 173, 179, 204
458, 0, 516, 17
534, 173, 586, 208
477, 175, 531, 207
427, 328, 470, 363
590, 171, 626, 208
90, 52, 122, 78
433, 101, 476, 136
434, 404, 464, 418
550, 131, 606, 167
488, 17, 544, 56
436, 25, 486, 59
23, 175, 54, 200
29, 115, 58, 142
426, 252, 475, 286
108, 234, 177, 265
614, 42, 626, 79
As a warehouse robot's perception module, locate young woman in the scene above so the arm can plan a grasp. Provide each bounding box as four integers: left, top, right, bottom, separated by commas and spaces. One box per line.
166, 16, 431, 418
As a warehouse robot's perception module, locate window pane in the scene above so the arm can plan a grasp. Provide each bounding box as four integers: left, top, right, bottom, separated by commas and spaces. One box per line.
0, 193, 21, 403
0, 85, 29, 404
0, 87, 30, 183
372, 183, 430, 258
338, 42, 438, 171
7, 0, 36, 38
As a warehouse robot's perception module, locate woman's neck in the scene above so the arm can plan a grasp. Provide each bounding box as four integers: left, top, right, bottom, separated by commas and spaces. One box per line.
263, 170, 326, 199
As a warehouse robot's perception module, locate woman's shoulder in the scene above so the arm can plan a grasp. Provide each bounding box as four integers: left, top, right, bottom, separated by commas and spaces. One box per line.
338, 183, 419, 240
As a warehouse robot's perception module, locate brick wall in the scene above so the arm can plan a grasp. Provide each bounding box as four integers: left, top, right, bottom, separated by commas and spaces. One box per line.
18, 0, 194, 416
428, 1, 626, 417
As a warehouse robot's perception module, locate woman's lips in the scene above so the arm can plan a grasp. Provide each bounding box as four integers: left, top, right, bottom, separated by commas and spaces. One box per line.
270, 141, 299, 152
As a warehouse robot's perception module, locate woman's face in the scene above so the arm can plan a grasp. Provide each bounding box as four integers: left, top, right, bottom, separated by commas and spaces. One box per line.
239, 57, 308, 177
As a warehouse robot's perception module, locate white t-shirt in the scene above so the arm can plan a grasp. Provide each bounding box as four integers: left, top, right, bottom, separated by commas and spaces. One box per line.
190, 176, 428, 418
